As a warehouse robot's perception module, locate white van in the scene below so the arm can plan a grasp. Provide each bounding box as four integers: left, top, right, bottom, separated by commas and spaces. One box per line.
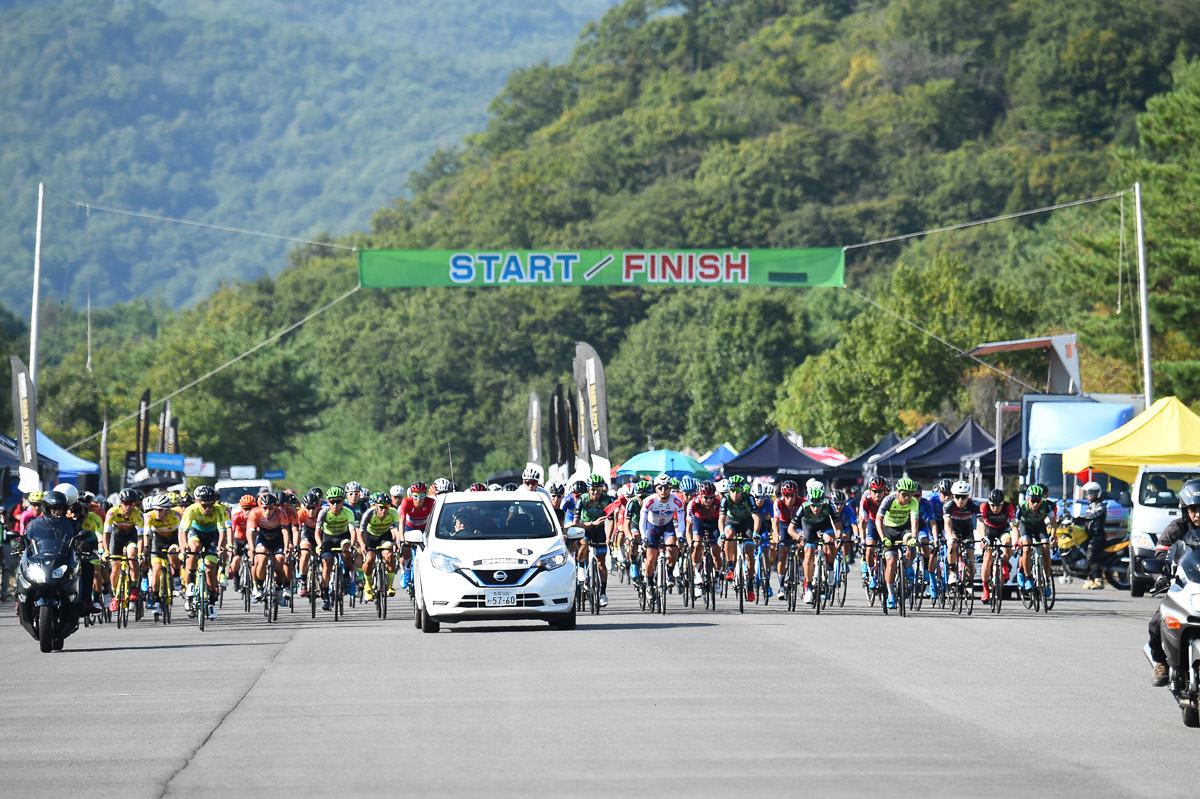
1126, 464, 1200, 596
213, 478, 273, 510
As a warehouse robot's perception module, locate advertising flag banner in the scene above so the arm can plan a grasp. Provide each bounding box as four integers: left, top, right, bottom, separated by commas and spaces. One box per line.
10, 356, 40, 491
166, 415, 178, 455
359, 249, 844, 288
526, 391, 542, 478
99, 410, 109, 497
573, 342, 611, 479
135, 390, 151, 469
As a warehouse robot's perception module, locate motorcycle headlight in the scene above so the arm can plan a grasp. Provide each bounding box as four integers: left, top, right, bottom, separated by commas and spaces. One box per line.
51, 564, 69, 579
430, 552, 461, 573
26, 563, 47, 581
534, 548, 568, 571
1131, 532, 1155, 550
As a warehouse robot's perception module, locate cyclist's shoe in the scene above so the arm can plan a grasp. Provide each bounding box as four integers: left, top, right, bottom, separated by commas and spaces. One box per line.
694, 583, 704, 598
108, 596, 119, 612
576, 566, 586, 582
1001, 563, 1011, 583
299, 585, 308, 598
981, 586, 991, 603
803, 589, 813, 604
766, 584, 773, 599
387, 587, 397, 598
860, 561, 869, 580
129, 588, 140, 602
172, 576, 183, 593
1045, 584, 1054, 600
208, 604, 217, 620
746, 588, 756, 603
321, 598, 331, 611
886, 595, 896, 609
946, 571, 958, 585
599, 593, 608, 608
905, 567, 915, 582
365, 586, 375, 602
629, 564, 640, 580
399, 569, 412, 589
868, 574, 877, 589
252, 585, 264, 602
725, 569, 735, 581
231, 574, 242, 593
1152, 662, 1169, 687
282, 588, 292, 602
91, 598, 105, 614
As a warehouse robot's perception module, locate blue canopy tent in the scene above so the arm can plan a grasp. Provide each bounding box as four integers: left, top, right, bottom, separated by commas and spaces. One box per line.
700, 443, 739, 469
0, 433, 59, 500
36, 430, 100, 485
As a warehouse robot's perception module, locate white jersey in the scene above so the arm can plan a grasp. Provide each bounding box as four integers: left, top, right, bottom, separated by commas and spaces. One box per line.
640, 494, 685, 531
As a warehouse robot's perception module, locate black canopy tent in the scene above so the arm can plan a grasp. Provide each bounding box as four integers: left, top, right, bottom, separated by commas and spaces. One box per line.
962, 432, 1021, 474
868, 423, 949, 479
905, 420, 994, 479
830, 431, 901, 480
722, 431, 831, 477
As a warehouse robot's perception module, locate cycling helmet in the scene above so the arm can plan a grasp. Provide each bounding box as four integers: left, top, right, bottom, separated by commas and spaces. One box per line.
753, 482, 773, 499
27, 490, 45, 504
522, 466, 541, 482
408, 481, 428, 498
369, 491, 388, 506
1179, 479, 1200, 510
618, 484, 633, 499
936, 478, 954, 495
239, 494, 257, 509
727, 475, 747, 490
548, 482, 565, 497
895, 477, 917, 493
326, 485, 346, 500
118, 488, 139, 505
281, 491, 300, 506
869, 476, 888, 492
570, 480, 587, 495
950, 480, 971, 497
194, 485, 218, 503
142, 497, 153, 512
42, 491, 67, 511
1082, 481, 1102, 498
388, 484, 405, 498
587, 473, 606, 488
699, 480, 716, 497
80, 491, 95, 505
831, 489, 847, 506
433, 478, 453, 495
469, 482, 488, 492
54, 483, 79, 506
779, 480, 799, 496
679, 476, 698, 493
175, 493, 192, 507
635, 479, 652, 495
503, 482, 518, 491
653, 474, 672, 489
669, 477, 680, 489
302, 490, 322, 507
1026, 484, 1047, 498
988, 488, 1006, 505
345, 481, 363, 494
152, 493, 174, 510
807, 484, 825, 501
488, 483, 503, 491
259, 493, 279, 507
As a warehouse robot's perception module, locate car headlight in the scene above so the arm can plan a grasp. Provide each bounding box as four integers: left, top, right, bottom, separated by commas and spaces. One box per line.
534, 548, 568, 571
26, 563, 47, 581
430, 552, 462, 573
1131, 532, 1155, 550
51, 564, 69, 579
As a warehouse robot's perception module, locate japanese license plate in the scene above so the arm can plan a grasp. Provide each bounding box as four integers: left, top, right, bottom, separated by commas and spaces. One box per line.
485, 590, 517, 607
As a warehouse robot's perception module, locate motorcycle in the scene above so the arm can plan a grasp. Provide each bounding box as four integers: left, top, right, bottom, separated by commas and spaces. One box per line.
14, 527, 86, 653
1143, 535, 1200, 727
1050, 519, 1129, 589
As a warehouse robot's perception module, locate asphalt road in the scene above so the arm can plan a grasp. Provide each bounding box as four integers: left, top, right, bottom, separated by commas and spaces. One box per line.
2, 575, 1198, 798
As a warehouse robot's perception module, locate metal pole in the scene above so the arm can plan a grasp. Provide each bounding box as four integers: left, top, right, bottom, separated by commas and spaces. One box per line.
995, 401, 1003, 490
29, 182, 44, 386
1134, 182, 1153, 406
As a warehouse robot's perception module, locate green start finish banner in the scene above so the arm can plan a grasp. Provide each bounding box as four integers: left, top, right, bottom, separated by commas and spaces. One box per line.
357, 248, 844, 288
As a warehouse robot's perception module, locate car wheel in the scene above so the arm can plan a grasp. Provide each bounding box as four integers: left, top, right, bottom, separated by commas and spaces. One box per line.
420, 606, 440, 633
413, 604, 422, 629
550, 602, 576, 630
1131, 576, 1146, 598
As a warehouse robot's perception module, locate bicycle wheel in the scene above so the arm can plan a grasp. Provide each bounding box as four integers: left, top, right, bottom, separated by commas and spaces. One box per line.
1040, 553, 1055, 612
813, 554, 823, 616
590, 557, 601, 615
309, 566, 318, 619
707, 558, 718, 611
897, 560, 907, 617
736, 555, 745, 615
863, 551, 876, 606
990, 552, 1003, 615
332, 566, 342, 622
659, 555, 668, 615
836, 553, 848, 608
197, 573, 207, 631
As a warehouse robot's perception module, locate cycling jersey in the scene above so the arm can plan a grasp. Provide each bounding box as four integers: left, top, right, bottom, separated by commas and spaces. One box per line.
246, 507, 291, 541
859, 494, 880, 523
399, 496, 433, 531
231, 507, 250, 541
78, 511, 103, 547
1018, 500, 1054, 526
104, 505, 143, 535
944, 498, 980, 533
360, 506, 400, 538
640, 494, 684, 548
721, 494, 756, 525
835, 504, 857, 531
178, 502, 231, 534
917, 497, 935, 531
576, 496, 610, 526
772, 497, 800, 527
979, 501, 1016, 532
315, 505, 356, 537
687, 497, 721, 523
559, 494, 579, 525
877, 493, 918, 530
143, 509, 182, 538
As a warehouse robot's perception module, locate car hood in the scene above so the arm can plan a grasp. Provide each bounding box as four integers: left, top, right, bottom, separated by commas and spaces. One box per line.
428, 536, 564, 568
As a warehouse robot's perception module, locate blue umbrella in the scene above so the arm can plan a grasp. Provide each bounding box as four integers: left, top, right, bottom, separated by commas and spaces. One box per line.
616, 449, 712, 479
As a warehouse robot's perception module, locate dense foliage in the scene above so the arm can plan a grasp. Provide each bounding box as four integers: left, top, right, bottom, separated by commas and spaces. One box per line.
7, 0, 1200, 489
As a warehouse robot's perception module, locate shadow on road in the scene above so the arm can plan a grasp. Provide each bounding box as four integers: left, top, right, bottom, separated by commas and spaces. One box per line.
58, 641, 282, 654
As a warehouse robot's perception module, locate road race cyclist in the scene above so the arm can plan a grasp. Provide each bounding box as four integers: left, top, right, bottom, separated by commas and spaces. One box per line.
1016, 484, 1055, 598
792, 483, 843, 604
104, 488, 144, 612
687, 480, 722, 599
574, 474, 613, 607
141, 494, 182, 613
246, 493, 293, 604
228, 494, 256, 592
622, 479, 651, 581
398, 481, 434, 590
874, 477, 921, 609
641, 474, 685, 593
831, 489, 857, 564
178, 485, 230, 620
942, 481, 979, 588
359, 491, 400, 601
295, 490, 323, 596
316, 485, 357, 611
978, 488, 1017, 604
859, 476, 888, 588
720, 475, 762, 600
772, 481, 804, 599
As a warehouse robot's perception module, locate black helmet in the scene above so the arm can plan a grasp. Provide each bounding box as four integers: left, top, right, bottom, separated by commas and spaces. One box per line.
936, 479, 953, 495
118, 488, 139, 505
988, 488, 1006, 505
503, 483, 518, 491
194, 485, 218, 503
259, 492, 279, 507
1179, 479, 1200, 511
42, 490, 68, 511
570, 480, 587, 496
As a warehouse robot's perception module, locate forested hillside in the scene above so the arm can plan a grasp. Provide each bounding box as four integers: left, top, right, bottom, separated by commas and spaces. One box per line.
10, 0, 1200, 490
1, 0, 615, 307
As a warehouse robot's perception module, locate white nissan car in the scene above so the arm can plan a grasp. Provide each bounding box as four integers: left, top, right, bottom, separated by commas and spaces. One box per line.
407, 491, 577, 632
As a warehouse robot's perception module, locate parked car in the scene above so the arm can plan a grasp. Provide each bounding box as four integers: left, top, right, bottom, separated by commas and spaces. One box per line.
1125, 465, 1200, 597
408, 491, 577, 632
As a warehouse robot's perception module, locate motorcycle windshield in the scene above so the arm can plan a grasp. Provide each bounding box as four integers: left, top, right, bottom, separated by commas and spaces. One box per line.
26, 524, 74, 558
1179, 550, 1200, 585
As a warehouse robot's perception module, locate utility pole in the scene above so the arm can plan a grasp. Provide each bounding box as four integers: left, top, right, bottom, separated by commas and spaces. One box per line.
1134, 182, 1153, 406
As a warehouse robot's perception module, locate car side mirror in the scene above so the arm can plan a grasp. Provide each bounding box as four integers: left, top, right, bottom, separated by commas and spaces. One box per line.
403, 528, 424, 545
564, 526, 585, 541
1118, 491, 1132, 508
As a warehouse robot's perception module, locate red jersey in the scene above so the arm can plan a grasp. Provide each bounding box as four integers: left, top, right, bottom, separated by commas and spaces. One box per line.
687, 496, 721, 522
231, 507, 250, 541
297, 506, 319, 531
859, 494, 880, 523
773, 497, 800, 526
246, 506, 291, 537
399, 496, 434, 530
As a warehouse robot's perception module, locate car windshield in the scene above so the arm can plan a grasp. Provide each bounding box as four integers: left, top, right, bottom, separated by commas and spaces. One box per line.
218, 486, 262, 506
1140, 472, 1194, 507
434, 500, 557, 540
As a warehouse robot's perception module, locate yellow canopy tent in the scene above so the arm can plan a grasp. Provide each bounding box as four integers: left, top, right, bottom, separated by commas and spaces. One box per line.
1062, 396, 1200, 482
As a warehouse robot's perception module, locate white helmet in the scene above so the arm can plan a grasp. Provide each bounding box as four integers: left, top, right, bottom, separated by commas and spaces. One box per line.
152, 493, 174, 510
53, 483, 79, 506
433, 477, 453, 494
389, 484, 405, 498
521, 466, 541, 483
950, 480, 971, 497
1083, 481, 1102, 495
345, 481, 363, 494
806, 478, 823, 492
488, 483, 503, 491
653, 474, 672, 488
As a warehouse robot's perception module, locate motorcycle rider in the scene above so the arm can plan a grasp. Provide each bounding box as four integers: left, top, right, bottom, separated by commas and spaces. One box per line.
1148, 479, 1200, 686
1076, 481, 1108, 589
19, 491, 91, 618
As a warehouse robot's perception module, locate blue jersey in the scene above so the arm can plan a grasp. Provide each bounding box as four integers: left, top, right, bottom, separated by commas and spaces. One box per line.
752, 497, 773, 522
836, 504, 857, 530
917, 497, 936, 531
560, 494, 579, 525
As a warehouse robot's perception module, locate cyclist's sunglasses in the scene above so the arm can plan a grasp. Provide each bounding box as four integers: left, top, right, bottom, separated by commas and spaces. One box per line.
328, 498, 344, 504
